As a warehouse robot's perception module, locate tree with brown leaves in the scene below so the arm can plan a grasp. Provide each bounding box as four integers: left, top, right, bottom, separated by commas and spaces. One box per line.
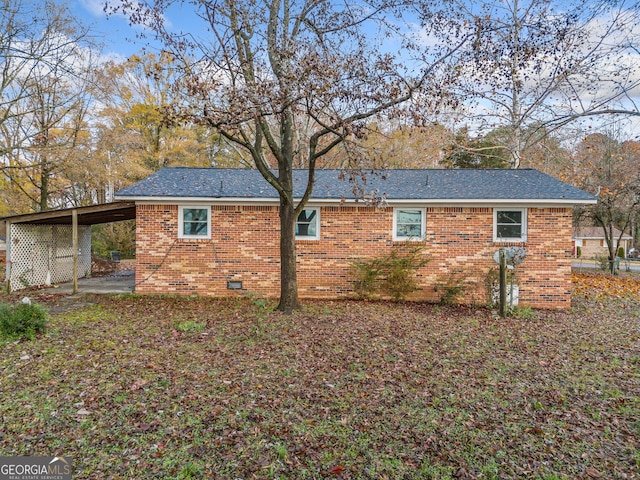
109, 0, 470, 312
573, 131, 640, 273
426, 0, 640, 168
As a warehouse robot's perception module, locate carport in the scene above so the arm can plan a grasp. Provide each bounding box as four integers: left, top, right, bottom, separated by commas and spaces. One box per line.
1, 202, 136, 294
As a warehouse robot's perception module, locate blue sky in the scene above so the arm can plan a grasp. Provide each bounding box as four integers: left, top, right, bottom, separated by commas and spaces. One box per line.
71, 0, 640, 139
74, 0, 418, 59
75, 0, 175, 58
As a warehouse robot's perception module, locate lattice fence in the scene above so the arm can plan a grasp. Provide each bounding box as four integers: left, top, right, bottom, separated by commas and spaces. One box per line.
8, 224, 91, 291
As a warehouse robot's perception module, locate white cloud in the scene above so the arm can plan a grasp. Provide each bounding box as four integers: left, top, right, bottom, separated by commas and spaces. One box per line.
78, 0, 171, 30
78, 0, 109, 17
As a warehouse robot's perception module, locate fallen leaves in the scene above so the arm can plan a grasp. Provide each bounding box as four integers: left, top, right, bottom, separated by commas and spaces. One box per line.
129, 378, 148, 391
585, 467, 603, 478
0, 293, 638, 479
573, 271, 640, 299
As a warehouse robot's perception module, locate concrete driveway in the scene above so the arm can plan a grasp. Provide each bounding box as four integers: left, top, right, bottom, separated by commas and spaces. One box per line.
51, 270, 135, 294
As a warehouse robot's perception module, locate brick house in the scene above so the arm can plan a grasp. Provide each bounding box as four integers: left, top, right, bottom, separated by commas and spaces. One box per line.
115, 168, 596, 309
572, 226, 633, 258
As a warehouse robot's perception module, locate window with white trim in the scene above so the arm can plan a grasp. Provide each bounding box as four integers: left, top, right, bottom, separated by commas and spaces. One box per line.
296, 208, 320, 240
393, 208, 425, 240
179, 206, 211, 239
494, 208, 527, 242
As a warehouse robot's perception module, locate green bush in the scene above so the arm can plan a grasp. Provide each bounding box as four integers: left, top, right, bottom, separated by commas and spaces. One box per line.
512, 305, 536, 320
618, 247, 625, 258
352, 244, 429, 301
0, 302, 47, 340
435, 269, 468, 305
383, 248, 425, 301
351, 260, 384, 299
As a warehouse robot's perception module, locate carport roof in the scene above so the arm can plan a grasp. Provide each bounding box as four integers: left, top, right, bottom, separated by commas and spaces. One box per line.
0, 201, 136, 225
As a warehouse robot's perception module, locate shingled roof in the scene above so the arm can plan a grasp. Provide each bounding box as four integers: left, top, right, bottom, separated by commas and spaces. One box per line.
573, 226, 632, 240
115, 168, 596, 204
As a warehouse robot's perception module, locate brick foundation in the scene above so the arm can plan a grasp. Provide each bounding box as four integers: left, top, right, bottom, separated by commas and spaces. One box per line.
134, 204, 574, 309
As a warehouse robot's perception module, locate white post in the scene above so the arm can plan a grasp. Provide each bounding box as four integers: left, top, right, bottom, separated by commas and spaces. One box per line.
72, 210, 78, 294
5, 221, 11, 294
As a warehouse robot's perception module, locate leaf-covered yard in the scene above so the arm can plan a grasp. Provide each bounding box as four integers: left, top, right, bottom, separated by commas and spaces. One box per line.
1, 274, 639, 479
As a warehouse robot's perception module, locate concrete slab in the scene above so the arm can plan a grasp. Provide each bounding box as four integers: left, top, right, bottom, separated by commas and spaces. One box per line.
51, 270, 135, 294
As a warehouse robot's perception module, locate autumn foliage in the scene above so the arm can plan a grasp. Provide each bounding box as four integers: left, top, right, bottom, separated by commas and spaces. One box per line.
573, 272, 640, 300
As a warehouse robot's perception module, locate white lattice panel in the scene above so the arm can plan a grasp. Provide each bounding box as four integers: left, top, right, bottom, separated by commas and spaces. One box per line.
9, 224, 91, 291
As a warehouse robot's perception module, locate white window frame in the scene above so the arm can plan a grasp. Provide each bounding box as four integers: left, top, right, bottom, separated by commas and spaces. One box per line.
393, 208, 426, 241
178, 205, 211, 239
295, 207, 320, 240
493, 208, 527, 242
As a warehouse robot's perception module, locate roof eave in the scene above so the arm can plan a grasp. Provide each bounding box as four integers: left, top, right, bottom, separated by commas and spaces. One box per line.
1, 201, 137, 225
115, 195, 597, 206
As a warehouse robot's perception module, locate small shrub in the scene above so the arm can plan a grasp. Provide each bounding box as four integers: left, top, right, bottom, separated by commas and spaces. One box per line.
351, 260, 384, 299
439, 283, 466, 305
383, 247, 428, 301
511, 305, 536, 320
576, 246, 582, 258
617, 247, 625, 259
0, 302, 47, 340
435, 270, 468, 305
352, 244, 429, 301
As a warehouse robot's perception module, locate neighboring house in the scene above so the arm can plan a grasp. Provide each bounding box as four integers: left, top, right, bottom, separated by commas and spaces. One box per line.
573, 227, 633, 258
115, 168, 596, 309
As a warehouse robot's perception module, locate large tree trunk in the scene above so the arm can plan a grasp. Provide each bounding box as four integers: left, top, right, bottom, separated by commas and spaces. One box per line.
275, 106, 303, 313
277, 196, 301, 313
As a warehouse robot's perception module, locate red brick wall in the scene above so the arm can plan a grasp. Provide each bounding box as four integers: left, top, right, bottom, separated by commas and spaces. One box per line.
134, 204, 575, 309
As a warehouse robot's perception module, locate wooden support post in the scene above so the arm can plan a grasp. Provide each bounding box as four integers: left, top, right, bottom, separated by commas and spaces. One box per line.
72, 209, 78, 294
499, 248, 507, 317
5, 221, 11, 294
